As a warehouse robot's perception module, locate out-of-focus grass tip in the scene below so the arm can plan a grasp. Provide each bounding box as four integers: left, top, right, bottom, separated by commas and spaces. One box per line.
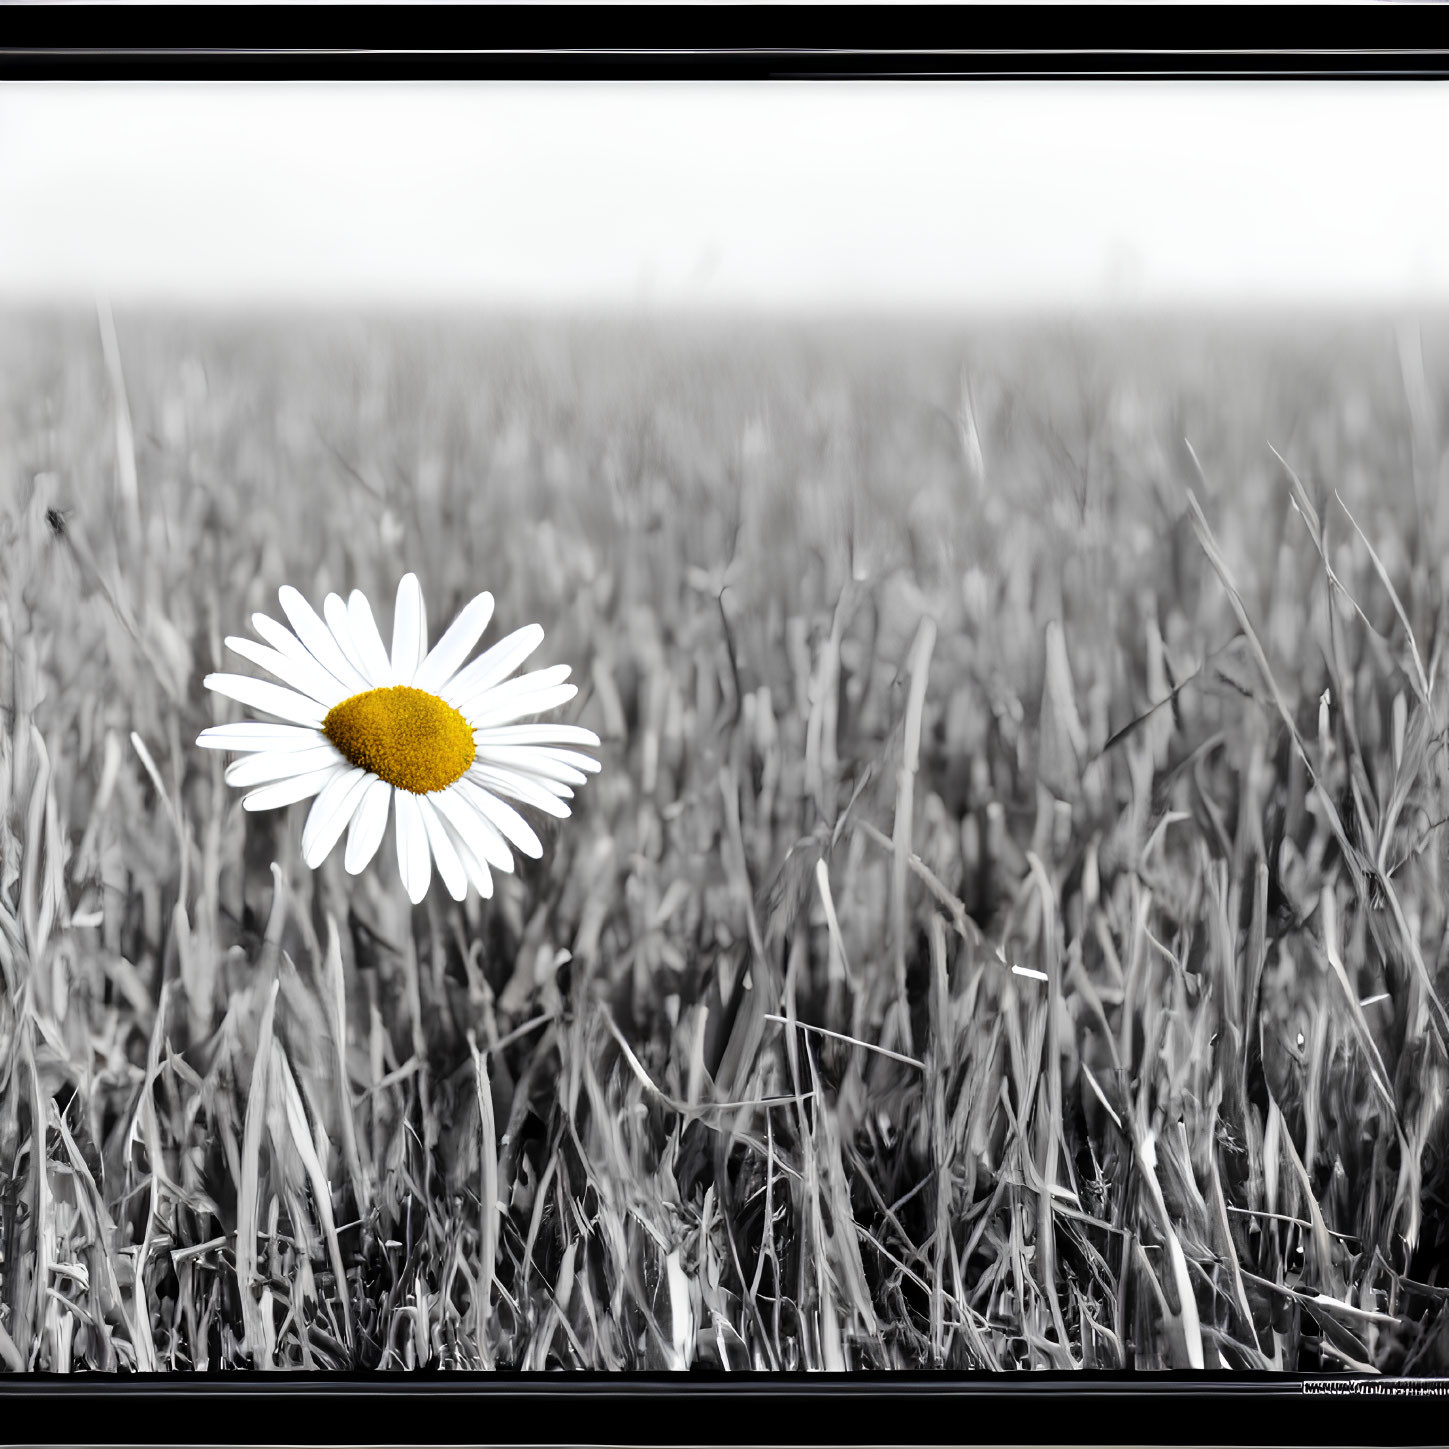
198, 574, 600, 903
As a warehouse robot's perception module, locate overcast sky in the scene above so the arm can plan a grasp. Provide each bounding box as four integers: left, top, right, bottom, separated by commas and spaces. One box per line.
1, 81, 1445, 314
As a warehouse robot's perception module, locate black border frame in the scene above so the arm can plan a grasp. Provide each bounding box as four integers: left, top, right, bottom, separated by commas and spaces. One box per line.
0, 6, 1447, 79
4, 1369, 1449, 1444
4, 8, 1449, 1446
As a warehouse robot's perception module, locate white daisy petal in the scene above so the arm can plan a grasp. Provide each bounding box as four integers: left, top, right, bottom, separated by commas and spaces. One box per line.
440, 623, 544, 707
225, 744, 343, 788
412, 591, 495, 695
275, 588, 371, 696
198, 723, 322, 752
468, 683, 579, 730
436, 808, 494, 898
225, 637, 349, 708
242, 764, 342, 812
302, 766, 372, 869
471, 723, 601, 749
349, 590, 395, 686
471, 745, 595, 785
469, 764, 572, 819
394, 790, 432, 905
457, 777, 543, 859
324, 593, 375, 685
534, 747, 602, 774
454, 663, 571, 717
390, 572, 427, 684
344, 777, 393, 874
248, 612, 359, 699
431, 784, 515, 873
472, 748, 587, 788
204, 673, 328, 727
417, 796, 468, 902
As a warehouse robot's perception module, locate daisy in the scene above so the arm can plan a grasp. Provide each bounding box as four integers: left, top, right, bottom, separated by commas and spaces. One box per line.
197, 575, 601, 904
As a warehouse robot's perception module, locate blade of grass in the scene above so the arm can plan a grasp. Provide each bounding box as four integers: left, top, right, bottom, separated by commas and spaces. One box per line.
1334, 487, 1432, 713
891, 614, 937, 1055
467, 1030, 499, 1370
273, 1044, 355, 1354
237, 976, 280, 1367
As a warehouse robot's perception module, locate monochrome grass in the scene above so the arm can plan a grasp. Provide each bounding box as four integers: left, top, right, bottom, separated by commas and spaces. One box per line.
2, 309, 1448, 1373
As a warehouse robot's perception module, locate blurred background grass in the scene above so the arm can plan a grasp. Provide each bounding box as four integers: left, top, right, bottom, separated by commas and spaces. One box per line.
2, 306, 1448, 1372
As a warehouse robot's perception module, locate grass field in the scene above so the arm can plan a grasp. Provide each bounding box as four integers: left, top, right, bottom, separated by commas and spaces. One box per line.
3, 306, 1449, 1373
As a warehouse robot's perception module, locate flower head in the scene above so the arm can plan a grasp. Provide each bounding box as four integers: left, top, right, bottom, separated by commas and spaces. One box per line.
198, 575, 600, 903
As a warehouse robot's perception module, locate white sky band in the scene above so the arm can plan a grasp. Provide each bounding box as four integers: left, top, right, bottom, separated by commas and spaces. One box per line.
6, 84, 1449, 310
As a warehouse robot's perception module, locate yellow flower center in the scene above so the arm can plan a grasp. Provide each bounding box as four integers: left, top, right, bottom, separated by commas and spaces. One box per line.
323, 685, 475, 795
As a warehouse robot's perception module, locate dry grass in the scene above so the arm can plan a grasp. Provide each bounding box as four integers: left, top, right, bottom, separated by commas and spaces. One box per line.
2, 306, 1449, 1373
